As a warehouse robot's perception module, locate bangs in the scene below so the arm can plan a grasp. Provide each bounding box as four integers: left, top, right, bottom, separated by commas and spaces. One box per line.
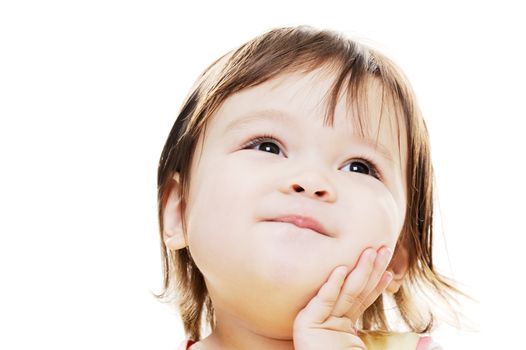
321, 63, 407, 165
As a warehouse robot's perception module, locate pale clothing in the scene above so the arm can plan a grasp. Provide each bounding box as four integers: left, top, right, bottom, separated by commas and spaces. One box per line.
176, 332, 442, 349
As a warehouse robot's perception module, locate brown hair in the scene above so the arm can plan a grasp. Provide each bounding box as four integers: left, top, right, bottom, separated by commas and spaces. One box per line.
155, 25, 466, 341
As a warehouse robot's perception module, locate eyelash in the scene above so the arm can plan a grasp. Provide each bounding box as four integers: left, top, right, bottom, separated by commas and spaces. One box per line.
241, 133, 383, 181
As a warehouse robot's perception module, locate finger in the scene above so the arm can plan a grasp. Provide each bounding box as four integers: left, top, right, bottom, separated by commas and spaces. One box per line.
297, 265, 348, 324
358, 247, 392, 298
315, 315, 355, 333
343, 247, 393, 321
354, 271, 393, 319
331, 248, 376, 317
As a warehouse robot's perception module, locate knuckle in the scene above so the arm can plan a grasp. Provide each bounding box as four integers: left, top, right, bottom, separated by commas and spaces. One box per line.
315, 295, 336, 308
345, 293, 364, 307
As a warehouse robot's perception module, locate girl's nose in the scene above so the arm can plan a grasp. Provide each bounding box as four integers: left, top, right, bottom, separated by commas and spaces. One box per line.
282, 171, 337, 202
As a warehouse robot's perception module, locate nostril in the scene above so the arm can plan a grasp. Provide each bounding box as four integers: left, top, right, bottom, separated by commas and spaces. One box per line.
315, 190, 327, 197
292, 184, 304, 192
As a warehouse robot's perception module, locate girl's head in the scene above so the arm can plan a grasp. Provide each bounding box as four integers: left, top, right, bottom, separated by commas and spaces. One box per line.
156, 26, 461, 340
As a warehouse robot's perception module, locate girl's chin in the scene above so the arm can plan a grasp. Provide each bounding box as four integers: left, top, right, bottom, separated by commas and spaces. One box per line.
251, 262, 335, 306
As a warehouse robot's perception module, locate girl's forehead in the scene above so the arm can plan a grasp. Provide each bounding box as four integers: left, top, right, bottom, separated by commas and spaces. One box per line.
204, 67, 408, 166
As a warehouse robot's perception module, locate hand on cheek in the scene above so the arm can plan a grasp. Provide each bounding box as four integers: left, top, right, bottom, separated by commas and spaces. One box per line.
292, 247, 393, 350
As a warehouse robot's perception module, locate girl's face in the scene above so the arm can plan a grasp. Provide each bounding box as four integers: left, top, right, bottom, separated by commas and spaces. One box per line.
183, 67, 407, 336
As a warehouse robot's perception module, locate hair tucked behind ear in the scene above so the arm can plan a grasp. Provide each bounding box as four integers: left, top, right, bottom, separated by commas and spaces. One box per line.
153, 25, 469, 341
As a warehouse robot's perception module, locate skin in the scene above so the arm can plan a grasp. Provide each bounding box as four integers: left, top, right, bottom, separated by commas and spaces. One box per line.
163, 66, 409, 349
292, 250, 394, 349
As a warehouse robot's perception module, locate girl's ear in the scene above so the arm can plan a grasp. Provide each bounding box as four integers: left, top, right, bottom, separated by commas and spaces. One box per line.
162, 172, 188, 250
386, 244, 409, 294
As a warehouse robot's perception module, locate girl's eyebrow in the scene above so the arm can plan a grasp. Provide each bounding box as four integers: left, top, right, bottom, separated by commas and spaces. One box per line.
224, 108, 292, 133
224, 108, 395, 164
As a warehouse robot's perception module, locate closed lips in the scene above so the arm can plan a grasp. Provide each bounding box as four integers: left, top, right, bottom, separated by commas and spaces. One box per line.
268, 215, 330, 237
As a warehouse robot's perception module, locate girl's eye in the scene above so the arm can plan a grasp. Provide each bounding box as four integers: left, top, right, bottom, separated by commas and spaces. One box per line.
242, 135, 285, 156
341, 159, 382, 180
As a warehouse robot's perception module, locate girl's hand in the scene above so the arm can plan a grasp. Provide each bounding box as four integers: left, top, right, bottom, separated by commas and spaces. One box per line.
292, 247, 393, 350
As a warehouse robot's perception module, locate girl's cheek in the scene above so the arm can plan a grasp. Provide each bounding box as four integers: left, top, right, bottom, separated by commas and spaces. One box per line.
340, 183, 403, 249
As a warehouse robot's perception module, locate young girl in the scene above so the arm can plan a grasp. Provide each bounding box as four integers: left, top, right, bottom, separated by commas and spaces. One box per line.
155, 26, 463, 349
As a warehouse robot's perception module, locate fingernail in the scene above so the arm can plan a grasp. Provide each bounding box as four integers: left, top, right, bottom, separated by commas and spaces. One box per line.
383, 247, 393, 259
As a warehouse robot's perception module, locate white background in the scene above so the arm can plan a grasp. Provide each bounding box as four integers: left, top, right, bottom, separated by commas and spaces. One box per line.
1, 1, 524, 349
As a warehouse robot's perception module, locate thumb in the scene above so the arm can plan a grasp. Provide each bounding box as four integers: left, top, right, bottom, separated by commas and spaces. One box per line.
296, 266, 348, 325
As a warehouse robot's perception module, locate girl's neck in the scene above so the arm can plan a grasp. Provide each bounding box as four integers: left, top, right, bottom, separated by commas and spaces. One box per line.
192, 333, 295, 350
193, 308, 296, 350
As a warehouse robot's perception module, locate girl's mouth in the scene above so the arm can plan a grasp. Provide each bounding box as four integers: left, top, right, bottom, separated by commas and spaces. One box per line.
267, 215, 330, 237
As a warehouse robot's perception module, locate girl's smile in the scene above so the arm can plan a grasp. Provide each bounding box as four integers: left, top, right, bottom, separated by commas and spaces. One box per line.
265, 214, 330, 237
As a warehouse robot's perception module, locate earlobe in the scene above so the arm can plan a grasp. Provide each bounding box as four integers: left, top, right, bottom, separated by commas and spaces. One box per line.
385, 245, 409, 294
162, 172, 188, 250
